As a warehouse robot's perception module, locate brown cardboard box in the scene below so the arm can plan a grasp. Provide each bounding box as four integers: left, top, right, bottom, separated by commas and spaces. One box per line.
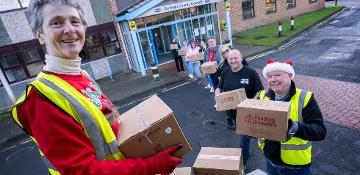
188, 53, 204, 61
117, 95, 192, 158
236, 99, 290, 142
178, 49, 186, 56
215, 88, 247, 111
193, 147, 244, 175
201, 61, 217, 74
171, 167, 193, 175
170, 44, 179, 50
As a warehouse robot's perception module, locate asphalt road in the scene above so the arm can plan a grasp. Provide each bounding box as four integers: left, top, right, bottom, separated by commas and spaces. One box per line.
1, 81, 360, 174
248, 6, 360, 84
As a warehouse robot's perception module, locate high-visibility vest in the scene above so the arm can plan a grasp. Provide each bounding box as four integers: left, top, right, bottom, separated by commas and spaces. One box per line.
258, 88, 312, 165
11, 71, 124, 175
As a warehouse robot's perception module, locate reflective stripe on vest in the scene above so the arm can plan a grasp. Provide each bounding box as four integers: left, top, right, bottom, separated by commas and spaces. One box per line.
258, 88, 313, 165
11, 71, 124, 174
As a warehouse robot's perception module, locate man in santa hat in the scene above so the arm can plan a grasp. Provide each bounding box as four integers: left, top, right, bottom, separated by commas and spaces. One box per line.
258, 60, 326, 175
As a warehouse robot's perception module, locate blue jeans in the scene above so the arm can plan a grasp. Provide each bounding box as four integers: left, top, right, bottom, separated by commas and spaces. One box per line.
266, 159, 312, 175
206, 75, 213, 88
240, 135, 251, 167
188, 61, 201, 78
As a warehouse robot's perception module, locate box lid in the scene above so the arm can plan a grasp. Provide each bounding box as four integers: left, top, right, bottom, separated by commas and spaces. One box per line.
238, 99, 290, 112
193, 147, 242, 171
118, 95, 173, 143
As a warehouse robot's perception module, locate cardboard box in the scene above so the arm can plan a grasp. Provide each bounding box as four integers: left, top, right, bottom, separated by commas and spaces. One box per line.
171, 167, 193, 175
178, 49, 187, 56
170, 44, 179, 50
201, 61, 217, 74
215, 89, 247, 111
188, 53, 204, 61
236, 99, 290, 142
193, 147, 244, 175
117, 95, 192, 158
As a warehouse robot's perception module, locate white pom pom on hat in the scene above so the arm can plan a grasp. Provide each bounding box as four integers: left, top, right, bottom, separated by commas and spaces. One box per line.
262, 59, 295, 79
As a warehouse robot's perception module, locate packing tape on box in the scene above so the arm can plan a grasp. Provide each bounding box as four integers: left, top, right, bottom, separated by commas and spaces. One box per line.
135, 106, 154, 145
198, 154, 240, 161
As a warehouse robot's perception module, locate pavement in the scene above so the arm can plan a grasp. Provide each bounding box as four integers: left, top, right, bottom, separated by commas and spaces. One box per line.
0, 1, 359, 159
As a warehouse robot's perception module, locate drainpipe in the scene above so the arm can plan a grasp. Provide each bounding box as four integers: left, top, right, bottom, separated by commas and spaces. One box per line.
0, 68, 16, 104
225, 0, 232, 47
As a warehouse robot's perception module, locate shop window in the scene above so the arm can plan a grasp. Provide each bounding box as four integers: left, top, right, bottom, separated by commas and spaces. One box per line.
0, 53, 20, 69
83, 23, 122, 62
309, 0, 317, 3
242, 0, 255, 19
266, 0, 276, 14
287, 0, 296, 8
0, 40, 45, 84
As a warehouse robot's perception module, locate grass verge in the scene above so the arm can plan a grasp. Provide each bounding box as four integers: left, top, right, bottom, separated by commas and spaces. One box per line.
233, 6, 344, 46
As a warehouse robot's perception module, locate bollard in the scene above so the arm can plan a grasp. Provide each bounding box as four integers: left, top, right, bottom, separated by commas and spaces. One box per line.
278, 21, 282, 37
151, 63, 160, 81
290, 17, 295, 31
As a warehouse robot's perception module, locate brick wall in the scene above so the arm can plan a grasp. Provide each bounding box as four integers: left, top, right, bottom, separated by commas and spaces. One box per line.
218, 0, 325, 42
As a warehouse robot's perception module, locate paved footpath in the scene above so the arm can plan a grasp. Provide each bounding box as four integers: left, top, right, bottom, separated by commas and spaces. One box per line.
255, 69, 360, 130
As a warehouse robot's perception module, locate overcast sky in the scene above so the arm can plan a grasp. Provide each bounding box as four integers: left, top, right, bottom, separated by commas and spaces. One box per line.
0, 0, 30, 11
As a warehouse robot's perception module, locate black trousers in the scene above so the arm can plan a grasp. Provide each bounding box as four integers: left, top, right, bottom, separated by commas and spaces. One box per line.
174, 56, 184, 72
226, 109, 237, 126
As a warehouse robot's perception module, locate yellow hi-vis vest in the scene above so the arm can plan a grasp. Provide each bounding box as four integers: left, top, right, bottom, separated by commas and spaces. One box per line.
11, 71, 124, 175
258, 88, 312, 165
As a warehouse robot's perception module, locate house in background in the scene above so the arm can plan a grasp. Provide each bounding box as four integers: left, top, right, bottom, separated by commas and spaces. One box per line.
0, 0, 324, 111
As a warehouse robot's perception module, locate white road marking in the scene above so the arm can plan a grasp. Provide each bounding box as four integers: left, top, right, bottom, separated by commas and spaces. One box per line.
245, 8, 345, 62
1, 145, 16, 152
19, 139, 31, 145
116, 82, 190, 109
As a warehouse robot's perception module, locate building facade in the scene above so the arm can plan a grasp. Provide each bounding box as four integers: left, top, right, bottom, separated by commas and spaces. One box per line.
112, 0, 324, 75
0, 0, 129, 111
0, 0, 325, 111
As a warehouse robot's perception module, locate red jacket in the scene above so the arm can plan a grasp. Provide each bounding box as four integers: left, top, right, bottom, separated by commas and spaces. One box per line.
18, 72, 156, 175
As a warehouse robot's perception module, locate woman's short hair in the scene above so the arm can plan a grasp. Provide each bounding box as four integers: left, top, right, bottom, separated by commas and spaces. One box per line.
28, 0, 87, 34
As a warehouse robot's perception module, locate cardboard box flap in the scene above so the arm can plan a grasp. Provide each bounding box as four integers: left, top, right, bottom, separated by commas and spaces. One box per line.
238, 99, 290, 112
194, 147, 241, 171
118, 95, 173, 143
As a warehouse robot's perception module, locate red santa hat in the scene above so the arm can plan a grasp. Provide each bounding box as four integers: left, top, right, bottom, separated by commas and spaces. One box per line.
262, 59, 295, 79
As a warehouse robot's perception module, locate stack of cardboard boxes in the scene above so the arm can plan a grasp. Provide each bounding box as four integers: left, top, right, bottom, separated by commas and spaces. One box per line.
117, 94, 288, 174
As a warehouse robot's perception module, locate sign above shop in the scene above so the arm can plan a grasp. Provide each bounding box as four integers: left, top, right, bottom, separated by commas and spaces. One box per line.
139, 0, 220, 18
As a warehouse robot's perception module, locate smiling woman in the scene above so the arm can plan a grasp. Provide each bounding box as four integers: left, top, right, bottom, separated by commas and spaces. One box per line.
10, 0, 183, 175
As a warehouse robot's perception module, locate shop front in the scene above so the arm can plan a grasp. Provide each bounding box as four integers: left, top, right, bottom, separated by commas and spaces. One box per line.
116, 0, 221, 75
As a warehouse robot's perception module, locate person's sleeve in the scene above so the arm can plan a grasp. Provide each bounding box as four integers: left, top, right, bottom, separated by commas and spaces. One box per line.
294, 94, 326, 141
253, 70, 264, 92
19, 90, 156, 175
217, 71, 225, 90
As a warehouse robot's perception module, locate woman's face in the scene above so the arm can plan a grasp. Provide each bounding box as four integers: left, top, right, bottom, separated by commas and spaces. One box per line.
191, 42, 196, 48
37, 4, 85, 59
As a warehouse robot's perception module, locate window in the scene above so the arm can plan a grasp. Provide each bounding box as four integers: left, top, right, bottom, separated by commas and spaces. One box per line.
242, 0, 255, 19
83, 23, 122, 62
309, 0, 317, 3
287, 0, 296, 8
266, 0, 276, 14
0, 40, 45, 84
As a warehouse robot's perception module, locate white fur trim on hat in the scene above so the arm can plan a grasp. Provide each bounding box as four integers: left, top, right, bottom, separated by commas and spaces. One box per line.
262, 62, 295, 79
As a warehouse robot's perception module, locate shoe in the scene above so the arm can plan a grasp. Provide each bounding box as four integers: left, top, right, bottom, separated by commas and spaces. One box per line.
227, 124, 236, 130
205, 84, 211, 89
210, 87, 214, 92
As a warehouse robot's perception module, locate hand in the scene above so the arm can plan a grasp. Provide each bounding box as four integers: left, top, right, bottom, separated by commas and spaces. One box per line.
287, 119, 299, 141
145, 144, 183, 175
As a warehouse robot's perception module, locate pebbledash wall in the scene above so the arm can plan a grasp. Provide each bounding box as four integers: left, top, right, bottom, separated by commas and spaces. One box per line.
0, 0, 129, 111
217, 0, 325, 42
